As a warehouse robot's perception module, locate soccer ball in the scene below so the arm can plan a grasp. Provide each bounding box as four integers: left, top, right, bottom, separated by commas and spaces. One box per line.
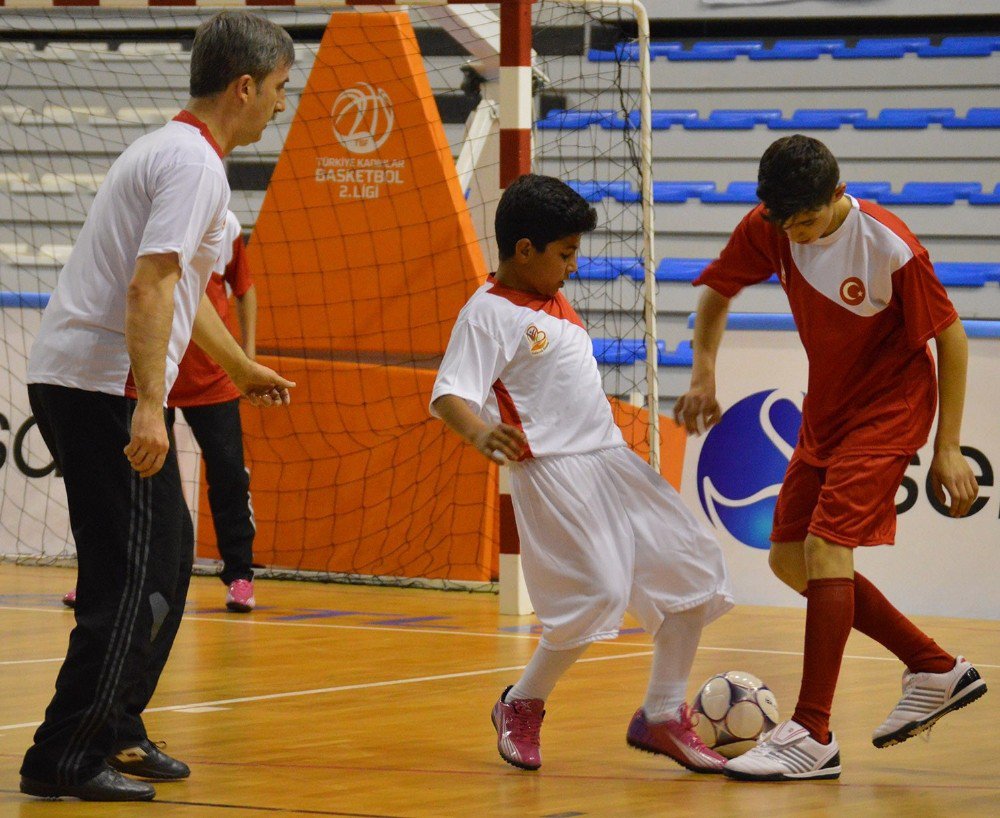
691, 670, 779, 758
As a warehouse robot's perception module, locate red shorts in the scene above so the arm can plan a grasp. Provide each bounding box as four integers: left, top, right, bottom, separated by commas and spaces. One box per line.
770, 450, 912, 548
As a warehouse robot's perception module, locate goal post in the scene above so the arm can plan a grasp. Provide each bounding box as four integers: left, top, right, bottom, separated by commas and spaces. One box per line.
0, 0, 661, 592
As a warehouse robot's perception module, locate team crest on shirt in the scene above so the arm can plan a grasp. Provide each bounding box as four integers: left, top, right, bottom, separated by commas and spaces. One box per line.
839, 276, 866, 306
524, 324, 549, 355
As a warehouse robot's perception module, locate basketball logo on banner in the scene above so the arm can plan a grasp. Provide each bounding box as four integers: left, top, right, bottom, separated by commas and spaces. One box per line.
331, 82, 395, 155
696, 389, 802, 550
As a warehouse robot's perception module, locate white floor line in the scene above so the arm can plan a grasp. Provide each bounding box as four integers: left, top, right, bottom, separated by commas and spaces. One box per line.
2, 605, 997, 670
0, 657, 63, 666
0, 649, 653, 733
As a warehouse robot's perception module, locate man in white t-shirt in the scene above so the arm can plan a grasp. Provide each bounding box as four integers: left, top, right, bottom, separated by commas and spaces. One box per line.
20, 12, 296, 802
431, 174, 733, 774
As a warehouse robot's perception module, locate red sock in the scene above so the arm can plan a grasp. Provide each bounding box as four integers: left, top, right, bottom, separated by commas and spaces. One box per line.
852, 573, 955, 674
792, 577, 854, 744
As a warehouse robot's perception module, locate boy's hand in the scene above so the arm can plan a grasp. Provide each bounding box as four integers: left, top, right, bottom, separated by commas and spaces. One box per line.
473, 424, 527, 463
929, 444, 979, 517
673, 386, 722, 436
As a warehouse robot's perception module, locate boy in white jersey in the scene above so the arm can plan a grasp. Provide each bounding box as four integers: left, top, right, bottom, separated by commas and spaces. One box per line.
676, 135, 986, 782
20, 13, 295, 802
431, 174, 733, 773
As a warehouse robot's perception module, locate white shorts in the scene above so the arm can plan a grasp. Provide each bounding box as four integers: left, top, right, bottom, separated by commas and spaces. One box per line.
509, 446, 733, 650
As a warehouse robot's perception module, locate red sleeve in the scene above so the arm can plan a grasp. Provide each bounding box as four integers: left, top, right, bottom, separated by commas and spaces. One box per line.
693, 205, 780, 297
894, 252, 959, 348
223, 234, 253, 298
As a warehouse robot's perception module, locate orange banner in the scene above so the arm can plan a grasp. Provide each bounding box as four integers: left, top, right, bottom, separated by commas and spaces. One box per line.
249, 11, 488, 359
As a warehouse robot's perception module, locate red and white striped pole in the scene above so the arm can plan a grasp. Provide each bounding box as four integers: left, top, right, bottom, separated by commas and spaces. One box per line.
497, 0, 534, 616
498, 0, 533, 188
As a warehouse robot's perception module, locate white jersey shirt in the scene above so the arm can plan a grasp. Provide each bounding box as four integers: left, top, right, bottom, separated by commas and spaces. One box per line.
431, 277, 624, 458
28, 112, 230, 400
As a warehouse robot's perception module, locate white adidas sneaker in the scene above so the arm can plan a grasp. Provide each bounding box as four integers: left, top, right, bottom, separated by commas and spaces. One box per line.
723, 720, 841, 782
873, 656, 987, 748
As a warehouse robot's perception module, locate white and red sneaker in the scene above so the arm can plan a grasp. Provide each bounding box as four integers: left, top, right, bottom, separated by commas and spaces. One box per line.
723, 720, 841, 782
225, 579, 255, 613
62, 588, 77, 609
491, 686, 544, 771
626, 704, 727, 773
873, 656, 987, 748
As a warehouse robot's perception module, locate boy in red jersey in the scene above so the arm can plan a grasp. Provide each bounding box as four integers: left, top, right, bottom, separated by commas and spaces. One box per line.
675, 135, 987, 781
432, 174, 733, 774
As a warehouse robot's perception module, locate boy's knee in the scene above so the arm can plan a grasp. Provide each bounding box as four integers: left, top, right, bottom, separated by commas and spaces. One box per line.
804, 534, 854, 579
768, 542, 807, 591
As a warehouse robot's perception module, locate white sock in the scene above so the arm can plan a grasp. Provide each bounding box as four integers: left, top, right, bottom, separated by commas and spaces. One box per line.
643, 607, 705, 722
506, 644, 588, 702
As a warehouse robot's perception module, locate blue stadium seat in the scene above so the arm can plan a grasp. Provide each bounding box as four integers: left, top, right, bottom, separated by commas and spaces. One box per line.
648, 110, 699, 129
686, 313, 798, 331
769, 109, 868, 129
591, 36, 1000, 63
567, 181, 640, 203
652, 181, 717, 203
1, 291, 49, 308
748, 40, 845, 60
684, 109, 783, 130
536, 110, 614, 130
699, 182, 759, 203
569, 181, 1000, 206
936, 262, 1000, 284
878, 182, 982, 205
934, 263, 992, 287
917, 36, 1000, 57
833, 38, 931, 59
575, 257, 643, 280
845, 182, 894, 199
650, 258, 713, 282
964, 320, 1000, 339
855, 108, 955, 129
539, 108, 1000, 132
592, 338, 645, 365
667, 42, 765, 61
657, 340, 694, 367
942, 108, 1000, 128
969, 184, 1000, 205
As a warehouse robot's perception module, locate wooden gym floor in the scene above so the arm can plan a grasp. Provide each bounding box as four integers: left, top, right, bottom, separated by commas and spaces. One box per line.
0, 563, 996, 817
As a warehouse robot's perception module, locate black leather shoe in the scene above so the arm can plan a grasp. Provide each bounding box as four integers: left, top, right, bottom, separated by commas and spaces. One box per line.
108, 739, 191, 781
20, 766, 155, 801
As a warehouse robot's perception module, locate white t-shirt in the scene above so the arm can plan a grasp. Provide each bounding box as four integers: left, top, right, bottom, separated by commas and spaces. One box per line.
431, 277, 625, 458
28, 113, 230, 400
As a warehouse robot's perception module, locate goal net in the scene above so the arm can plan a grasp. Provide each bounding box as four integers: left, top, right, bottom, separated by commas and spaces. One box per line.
0, 1, 657, 588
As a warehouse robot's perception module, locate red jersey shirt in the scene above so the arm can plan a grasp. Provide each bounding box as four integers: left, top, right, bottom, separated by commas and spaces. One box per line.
694, 196, 957, 465
168, 227, 253, 407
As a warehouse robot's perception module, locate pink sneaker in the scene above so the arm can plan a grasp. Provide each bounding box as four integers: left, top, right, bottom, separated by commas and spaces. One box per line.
225, 579, 255, 613
62, 589, 77, 609
491, 686, 544, 770
627, 704, 727, 773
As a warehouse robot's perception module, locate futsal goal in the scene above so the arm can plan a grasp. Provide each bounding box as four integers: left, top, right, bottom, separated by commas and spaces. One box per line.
0, 0, 659, 591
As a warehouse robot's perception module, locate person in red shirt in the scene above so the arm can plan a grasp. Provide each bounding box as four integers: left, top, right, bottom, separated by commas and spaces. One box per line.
64, 211, 259, 613
675, 135, 986, 781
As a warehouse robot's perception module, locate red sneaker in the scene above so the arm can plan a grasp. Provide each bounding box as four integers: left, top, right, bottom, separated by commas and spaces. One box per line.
627, 704, 727, 773
491, 686, 544, 770
62, 589, 77, 609
225, 579, 255, 613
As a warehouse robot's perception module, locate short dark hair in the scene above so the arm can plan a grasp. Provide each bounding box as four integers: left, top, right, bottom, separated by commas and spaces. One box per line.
756, 135, 840, 225
495, 174, 598, 260
190, 11, 295, 98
